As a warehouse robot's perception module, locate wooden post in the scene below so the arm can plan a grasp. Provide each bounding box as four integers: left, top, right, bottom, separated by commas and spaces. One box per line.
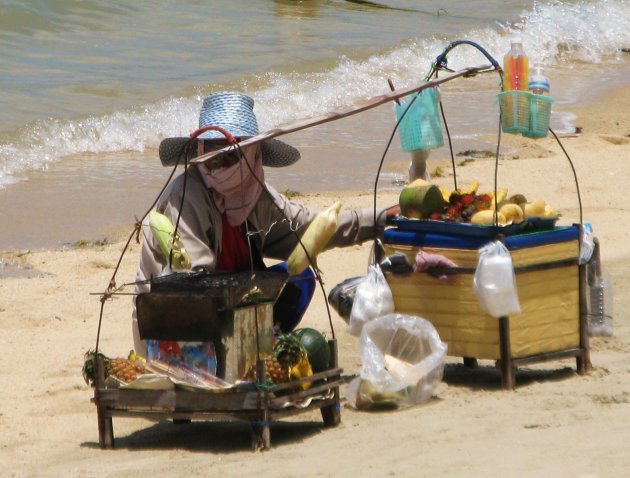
251, 359, 271, 451
95, 355, 114, 448
321, 339, 341, 427
577, 224, 592, 374
498, 316, 515, 390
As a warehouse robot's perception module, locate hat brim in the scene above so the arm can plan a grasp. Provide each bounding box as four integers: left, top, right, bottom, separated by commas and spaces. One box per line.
158, 137, 300, 169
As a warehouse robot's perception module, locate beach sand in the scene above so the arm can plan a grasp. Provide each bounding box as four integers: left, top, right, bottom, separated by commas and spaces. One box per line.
1, 86, 629, 478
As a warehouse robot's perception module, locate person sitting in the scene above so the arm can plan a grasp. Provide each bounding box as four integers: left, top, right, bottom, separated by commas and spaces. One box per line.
132, 91, 399, 357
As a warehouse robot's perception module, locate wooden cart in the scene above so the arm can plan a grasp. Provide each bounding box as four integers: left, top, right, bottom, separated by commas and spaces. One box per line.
91, 271, 343, 450
382, 223, 591, 389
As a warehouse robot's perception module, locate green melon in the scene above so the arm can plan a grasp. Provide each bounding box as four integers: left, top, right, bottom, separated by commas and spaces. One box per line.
292, 328, 330, 372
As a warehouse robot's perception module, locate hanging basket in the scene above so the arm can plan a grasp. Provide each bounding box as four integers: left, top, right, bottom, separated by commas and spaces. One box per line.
498, 90, 553, 138
395, 87, 444, 152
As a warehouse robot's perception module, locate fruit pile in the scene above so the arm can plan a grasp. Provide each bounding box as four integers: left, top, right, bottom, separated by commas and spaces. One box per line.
399, 178, 557, 226
241, 328, 330, 389
82, 329, 331, 390
82, 349, 147, 385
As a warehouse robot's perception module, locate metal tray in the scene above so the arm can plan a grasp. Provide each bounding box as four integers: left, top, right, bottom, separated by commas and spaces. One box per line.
149, 269, 289, 309
393, 216, 559, 237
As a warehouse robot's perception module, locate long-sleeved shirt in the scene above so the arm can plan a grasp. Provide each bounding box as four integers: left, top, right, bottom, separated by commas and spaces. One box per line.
132, 166, 387, 352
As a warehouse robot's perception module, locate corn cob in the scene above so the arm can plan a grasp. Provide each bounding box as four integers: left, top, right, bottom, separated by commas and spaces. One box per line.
148, 210, 191, 270
286, 201, 341, 275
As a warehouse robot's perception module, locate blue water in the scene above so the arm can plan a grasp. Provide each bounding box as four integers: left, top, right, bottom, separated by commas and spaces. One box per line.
1, 0, 629, 248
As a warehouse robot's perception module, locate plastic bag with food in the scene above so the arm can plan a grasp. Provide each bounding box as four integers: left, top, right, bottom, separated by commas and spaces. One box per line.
473, 240, 521, 318
346, 313, 447, 410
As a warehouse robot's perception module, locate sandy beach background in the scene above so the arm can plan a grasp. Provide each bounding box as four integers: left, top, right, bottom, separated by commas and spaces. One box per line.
0, 83, 628, 477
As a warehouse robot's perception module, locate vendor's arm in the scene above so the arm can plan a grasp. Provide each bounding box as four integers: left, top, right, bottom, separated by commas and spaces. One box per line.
252, 184, 394, 260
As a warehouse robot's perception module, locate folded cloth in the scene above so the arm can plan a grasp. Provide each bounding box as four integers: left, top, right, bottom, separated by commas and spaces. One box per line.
413, 250, 457, 281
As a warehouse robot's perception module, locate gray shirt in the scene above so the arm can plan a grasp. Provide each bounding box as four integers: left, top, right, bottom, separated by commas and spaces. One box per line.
132, 166, 387, 351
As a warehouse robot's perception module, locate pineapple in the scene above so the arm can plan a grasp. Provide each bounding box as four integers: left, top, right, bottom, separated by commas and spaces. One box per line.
241, 353, 289, 384
273, 334, 307, 370
106, 357, 146, 383
82, 349, 146, 386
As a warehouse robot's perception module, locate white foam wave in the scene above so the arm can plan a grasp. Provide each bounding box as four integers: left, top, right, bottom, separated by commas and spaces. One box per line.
1, 0, 628, 188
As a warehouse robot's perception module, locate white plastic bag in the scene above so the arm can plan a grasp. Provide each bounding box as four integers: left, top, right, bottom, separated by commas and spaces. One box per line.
347, 265, 394, 337
346, 313, 447, 410
580, 223, 595, 265
473, 240, 521, 318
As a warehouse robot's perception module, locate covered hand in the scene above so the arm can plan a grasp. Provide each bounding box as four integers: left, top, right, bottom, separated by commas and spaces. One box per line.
413, 250, 457, 281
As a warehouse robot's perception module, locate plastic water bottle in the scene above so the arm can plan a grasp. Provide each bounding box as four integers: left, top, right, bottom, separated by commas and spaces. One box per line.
586, 239, 614, 336
588, 268, 614, 336
528, 65, 550, 96
503, 38, 529, 91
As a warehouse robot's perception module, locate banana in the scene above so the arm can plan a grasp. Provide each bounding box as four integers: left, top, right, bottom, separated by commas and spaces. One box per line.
148, 211, 191, 270
455, 180, 479, 195
438, 186, 452, 203
289, 356, 313, 390
128, 349, 146, 363
488, 187, 509, 209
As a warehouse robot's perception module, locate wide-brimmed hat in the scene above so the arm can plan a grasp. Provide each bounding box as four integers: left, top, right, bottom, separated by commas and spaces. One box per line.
158, 92, 300, 168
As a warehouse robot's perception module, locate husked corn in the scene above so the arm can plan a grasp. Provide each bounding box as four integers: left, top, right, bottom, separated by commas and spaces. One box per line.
287, 201, 341, 275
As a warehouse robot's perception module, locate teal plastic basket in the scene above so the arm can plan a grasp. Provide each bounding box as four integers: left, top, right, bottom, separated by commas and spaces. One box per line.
498, 91, 553, 138
395, 87, 444, 152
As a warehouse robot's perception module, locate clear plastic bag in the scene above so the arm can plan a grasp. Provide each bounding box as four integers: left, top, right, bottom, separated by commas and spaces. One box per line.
346, 313, 447, 410
347, 265, 394, 337
473, 240, 521, 318
327, 275, 365, 322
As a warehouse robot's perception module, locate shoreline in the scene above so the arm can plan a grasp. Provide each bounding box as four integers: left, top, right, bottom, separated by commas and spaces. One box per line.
1, 82, 629, 476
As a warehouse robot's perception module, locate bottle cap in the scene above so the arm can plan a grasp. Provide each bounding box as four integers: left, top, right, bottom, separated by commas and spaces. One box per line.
528, 65, 550, 91
528, 79, 550, 91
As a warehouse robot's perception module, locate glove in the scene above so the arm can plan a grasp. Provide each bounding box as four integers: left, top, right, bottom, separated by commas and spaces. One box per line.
413, 250, 457, 281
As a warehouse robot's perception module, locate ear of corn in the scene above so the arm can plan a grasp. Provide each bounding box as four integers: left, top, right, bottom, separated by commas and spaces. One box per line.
286, 201, 341, 275
148, 211, 191, 270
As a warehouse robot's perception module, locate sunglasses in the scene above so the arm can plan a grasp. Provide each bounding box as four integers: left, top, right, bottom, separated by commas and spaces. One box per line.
199, 140, 248, 169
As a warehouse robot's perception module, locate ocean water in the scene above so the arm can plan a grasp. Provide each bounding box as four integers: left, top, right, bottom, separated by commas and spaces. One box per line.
1, 0, 629, 249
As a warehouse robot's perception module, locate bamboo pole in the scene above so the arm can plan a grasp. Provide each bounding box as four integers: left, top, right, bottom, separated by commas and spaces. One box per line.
190, 64, 495, 164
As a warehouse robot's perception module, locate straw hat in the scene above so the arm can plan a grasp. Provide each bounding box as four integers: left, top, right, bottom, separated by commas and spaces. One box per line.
158, 92, 300, 168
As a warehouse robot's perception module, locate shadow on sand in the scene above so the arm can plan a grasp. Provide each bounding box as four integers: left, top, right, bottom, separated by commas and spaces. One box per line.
82, 418, 325, 452
443, 360, 579, 391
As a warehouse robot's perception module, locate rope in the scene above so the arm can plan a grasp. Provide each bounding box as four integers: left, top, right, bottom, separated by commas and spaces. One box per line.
549, 128, 584, 225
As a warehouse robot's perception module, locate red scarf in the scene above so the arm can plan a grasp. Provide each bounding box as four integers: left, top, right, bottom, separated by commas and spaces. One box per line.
215, 212, 251, 271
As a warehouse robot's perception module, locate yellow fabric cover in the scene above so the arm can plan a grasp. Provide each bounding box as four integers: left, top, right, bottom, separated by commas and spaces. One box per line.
383, 241, 580, 360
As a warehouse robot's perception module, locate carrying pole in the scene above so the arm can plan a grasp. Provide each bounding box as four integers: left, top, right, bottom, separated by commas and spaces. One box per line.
191, 65, 495, 164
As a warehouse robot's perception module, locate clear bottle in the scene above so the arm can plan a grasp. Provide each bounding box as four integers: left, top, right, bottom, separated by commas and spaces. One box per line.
586, 239, 614, 337
528, 65, 550, 96
503, 37, 529, 91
